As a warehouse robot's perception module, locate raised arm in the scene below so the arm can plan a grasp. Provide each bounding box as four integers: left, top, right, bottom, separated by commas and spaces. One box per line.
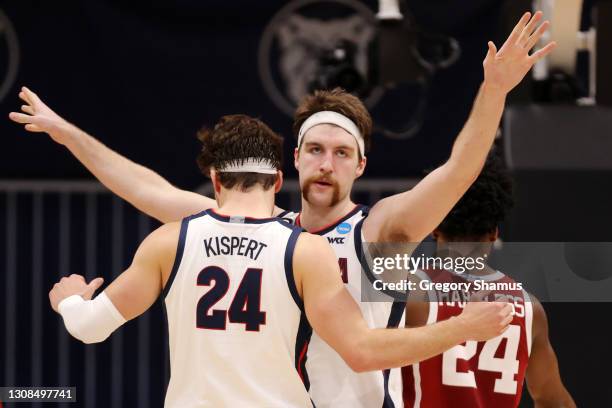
363, 11, 556, 243
49, 223, 180, 343
525, 298, 576, 408
294, 233, 513, 372
9, 87, 215, 223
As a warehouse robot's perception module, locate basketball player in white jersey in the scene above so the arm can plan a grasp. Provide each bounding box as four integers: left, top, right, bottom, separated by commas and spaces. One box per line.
46, 115, 512, 407
12, 11, 555, 407
403, 154, 575, 408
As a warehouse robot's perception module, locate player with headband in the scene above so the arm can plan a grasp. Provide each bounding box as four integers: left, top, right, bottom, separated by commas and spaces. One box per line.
45, 114, 512, 407
10, 11, 555, 407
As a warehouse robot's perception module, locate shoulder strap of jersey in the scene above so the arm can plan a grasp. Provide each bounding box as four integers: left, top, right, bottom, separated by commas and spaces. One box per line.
284, 228, 304, 311
162, 210, 210, 298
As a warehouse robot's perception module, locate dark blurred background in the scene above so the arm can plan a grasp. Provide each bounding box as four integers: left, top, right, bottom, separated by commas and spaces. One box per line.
1, 0, 611, 406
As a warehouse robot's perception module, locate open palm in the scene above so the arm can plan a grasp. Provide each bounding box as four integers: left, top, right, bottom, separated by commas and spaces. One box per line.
483, 11, 556, 94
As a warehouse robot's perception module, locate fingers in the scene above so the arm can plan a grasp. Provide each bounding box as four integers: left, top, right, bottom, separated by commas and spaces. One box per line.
82, 277, 104, 300
8, 112, 35, 124
506, 12, 532, 45
499, 310, 514, 333
502, 311, 513, 326
525, 20, 550, 51
91, 277, 104, 289
502, 302, 513, 315
19, 90, 32, 105
25, 124, 44, 132
49, 290, 60, 312
469, 290, 492, 302
70, 274, 86, 282
517, 11, 543, 46
486, 41, 497, 59
492, 303, 513, 334
22, 87, 42, 105
9, 112, 44, 132
529, 41, 557, 63
9, 111, 44, 132
21, 104, 34, 115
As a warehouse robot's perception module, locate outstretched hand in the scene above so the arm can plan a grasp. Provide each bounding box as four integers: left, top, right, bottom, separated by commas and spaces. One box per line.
8, 87, 72, 144
482, 11, 556, 94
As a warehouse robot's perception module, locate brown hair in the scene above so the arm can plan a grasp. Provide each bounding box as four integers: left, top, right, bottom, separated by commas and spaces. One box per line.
293, 88, 372, 157
196, 114, 283, 191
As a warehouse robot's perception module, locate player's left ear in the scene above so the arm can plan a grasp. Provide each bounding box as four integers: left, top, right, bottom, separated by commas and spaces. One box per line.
355, 156, 367, 178
274, 170, 284, 193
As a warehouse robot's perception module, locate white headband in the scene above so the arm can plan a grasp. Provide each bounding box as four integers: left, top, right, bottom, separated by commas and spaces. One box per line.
297, 111, 365, 157
214, 158, 278, 174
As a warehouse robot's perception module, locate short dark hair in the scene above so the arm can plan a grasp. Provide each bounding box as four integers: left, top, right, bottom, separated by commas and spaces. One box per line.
436, 153, 515, 240
293, 88, 372, 158
196, 114, 283, 191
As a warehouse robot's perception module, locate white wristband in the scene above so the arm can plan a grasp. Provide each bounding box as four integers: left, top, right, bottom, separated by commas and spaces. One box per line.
58, 292, 126, 344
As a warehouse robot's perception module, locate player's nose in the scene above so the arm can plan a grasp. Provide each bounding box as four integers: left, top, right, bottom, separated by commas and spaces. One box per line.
318, 152, 333, 173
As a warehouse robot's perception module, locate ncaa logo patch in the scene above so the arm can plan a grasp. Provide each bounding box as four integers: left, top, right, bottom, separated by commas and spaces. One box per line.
336, 222, 351, 234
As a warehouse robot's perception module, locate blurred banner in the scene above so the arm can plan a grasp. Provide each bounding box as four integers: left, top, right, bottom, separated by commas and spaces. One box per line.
1, 0, 501, 183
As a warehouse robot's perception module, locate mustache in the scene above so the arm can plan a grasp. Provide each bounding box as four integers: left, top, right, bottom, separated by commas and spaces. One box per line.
302, 173, 342, 207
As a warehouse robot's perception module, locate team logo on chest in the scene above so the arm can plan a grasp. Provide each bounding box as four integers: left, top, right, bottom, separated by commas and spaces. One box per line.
336, 222, 352, 234
327, 236, 346, 245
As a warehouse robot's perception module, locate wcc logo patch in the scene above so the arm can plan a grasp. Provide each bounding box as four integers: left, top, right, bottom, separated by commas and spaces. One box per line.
327, 236, 346, 245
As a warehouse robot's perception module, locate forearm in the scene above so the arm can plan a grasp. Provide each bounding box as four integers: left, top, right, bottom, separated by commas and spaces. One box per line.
364, 84, 508, 243
447, 83, 507, 181
533, 393, 576, 408
530, 375, 576, 408
58, 292, 126, 344
59, 123, 173, 196
11, 87, 216, 221
54, 123, 207, 222
354, 316, 467, 372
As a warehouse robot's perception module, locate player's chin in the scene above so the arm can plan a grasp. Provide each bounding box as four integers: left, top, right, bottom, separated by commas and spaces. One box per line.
304, 190, 334, 206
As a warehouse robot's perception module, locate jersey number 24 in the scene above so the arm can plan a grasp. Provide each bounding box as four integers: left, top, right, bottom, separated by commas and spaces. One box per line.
196, 266, 266, 331
442, 324, 521, 395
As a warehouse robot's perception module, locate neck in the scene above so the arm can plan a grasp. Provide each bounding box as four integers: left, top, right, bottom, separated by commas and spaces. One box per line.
217, 189, 275, 218
299, 195, 356, 232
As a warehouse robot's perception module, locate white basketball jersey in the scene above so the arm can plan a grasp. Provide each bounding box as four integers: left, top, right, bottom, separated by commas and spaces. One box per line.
280, 205, 405, 408
163, 209, 312, 408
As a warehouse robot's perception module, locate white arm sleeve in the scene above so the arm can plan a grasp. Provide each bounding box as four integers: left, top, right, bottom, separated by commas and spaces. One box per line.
58, 292, 127, 344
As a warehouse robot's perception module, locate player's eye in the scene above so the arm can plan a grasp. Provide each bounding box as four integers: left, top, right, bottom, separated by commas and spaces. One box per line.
309, 146, 321, 154
336, 149, 348, 158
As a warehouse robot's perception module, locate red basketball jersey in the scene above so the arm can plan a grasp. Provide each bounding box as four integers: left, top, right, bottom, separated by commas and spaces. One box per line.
403, 269, 533, 408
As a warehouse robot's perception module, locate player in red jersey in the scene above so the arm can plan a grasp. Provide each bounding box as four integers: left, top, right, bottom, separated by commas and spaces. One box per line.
402, 154, 576, 408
